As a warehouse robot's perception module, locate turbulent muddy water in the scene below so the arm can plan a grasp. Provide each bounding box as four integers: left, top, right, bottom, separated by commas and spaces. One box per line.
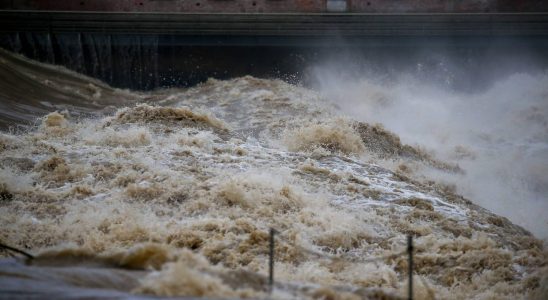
0, 49, 547, 299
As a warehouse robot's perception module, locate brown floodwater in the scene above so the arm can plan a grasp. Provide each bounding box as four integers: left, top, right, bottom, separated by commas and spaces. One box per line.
0, 49, 547, 299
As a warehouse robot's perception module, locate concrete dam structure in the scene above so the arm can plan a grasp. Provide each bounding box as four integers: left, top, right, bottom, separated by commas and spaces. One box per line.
1, 0, 548, 89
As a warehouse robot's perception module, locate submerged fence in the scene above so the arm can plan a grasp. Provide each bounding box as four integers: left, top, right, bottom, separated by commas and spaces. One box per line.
267, 228, 416, 300
1, 231, 417, 299
0, 242, 34, 259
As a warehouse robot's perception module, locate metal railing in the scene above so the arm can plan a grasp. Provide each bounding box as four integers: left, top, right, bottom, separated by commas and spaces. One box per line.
267, 228, 415, 300
1, 232, 417, 299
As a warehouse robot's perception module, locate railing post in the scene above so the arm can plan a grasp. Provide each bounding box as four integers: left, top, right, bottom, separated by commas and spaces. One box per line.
408, 235, 413, 300
269, 228, 275, 294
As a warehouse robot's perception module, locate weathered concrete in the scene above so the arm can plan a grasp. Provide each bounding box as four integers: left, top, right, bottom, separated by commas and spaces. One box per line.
0, 0, 547, 13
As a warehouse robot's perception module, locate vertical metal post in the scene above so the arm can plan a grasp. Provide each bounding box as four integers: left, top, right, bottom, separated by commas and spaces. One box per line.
408, 235, 413, 300
269, 228, 275, 294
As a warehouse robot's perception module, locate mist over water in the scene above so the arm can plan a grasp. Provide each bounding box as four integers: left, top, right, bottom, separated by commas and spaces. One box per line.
311, 62, 548, 240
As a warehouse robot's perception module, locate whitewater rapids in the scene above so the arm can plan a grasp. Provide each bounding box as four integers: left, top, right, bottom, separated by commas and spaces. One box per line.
0, 49, 546, 299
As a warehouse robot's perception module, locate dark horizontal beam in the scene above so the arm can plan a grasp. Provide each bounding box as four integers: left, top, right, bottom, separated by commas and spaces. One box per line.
1, 11, 548, 37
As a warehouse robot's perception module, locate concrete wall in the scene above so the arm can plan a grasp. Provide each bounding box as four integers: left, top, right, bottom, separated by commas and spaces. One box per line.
348, 0, 548, 13
1, 0, 547, 13
0, 0, 325, 13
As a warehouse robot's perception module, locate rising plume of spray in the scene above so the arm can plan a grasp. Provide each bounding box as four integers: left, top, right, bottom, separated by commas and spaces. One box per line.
309, 57, 548, 240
